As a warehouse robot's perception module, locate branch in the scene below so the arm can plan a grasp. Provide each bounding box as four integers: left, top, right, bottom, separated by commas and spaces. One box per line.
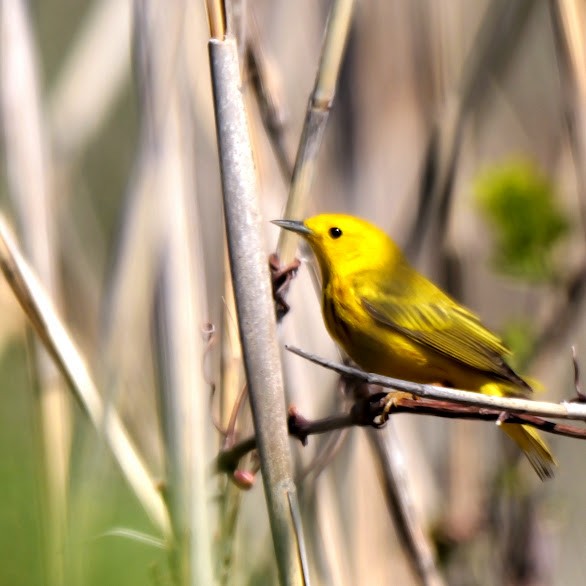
215, 391, 586, 475
215, 342, 586, 585
277, 0, 356, 265
286, 345, 586, 421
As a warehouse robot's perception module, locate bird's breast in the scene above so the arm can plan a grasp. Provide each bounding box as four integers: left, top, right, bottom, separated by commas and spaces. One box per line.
322, 291, 353, 349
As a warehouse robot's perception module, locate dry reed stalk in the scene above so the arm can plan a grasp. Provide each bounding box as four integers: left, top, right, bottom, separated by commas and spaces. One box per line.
155, 90, 214, 585
215, 253, 247, 584
205, 0, 226, 41
48, 0, 131, 160
0, 2, 70, 583
124, 2, 215, 584
277, 0, 356, 265
0, 215, 171, 537
246, 9, 293, 181
209, 33, 307, 585
406, 0, 538, 260
219, 248, 244, 429
550, 0, 586, 235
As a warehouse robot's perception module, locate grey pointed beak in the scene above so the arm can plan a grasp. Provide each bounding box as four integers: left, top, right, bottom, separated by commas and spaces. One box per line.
271, 219, 312, 236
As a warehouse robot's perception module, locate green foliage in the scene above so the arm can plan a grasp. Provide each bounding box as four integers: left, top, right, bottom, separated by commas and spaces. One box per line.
0, 342, 44, 586
475, 159, 569, 281
0, 341, 167, 586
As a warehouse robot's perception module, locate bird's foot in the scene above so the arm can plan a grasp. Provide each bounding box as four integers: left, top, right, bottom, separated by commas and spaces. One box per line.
269, 253, 301, 319
376, 391, 417, 426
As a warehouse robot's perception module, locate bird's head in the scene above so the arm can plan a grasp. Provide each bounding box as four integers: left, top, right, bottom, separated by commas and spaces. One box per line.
272, 213, 401, 282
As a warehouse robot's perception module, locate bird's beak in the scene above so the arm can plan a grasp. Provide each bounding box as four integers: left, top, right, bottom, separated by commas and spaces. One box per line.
271, 219, 312, 236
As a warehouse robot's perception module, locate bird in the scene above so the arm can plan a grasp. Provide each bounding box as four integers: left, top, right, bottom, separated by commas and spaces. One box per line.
273, 213, 555, 480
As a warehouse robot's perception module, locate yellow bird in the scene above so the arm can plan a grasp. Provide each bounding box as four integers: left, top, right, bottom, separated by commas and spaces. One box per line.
274, 213, 555, 480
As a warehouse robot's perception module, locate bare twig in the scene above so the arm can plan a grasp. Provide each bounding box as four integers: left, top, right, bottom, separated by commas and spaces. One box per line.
277, 0, 356, 266
216, 393, 586, 475
246, 17, 293, 182
571, 346, 586, 401
286, 345, 586, 421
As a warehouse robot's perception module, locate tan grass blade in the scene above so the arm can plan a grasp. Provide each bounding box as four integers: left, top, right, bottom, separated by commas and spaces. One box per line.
0, 216, 172, 539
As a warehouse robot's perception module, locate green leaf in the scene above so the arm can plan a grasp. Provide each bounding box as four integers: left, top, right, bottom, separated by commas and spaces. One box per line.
475, 159, 569, 281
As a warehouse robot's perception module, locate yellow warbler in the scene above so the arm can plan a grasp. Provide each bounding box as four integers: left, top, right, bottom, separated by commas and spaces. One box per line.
274, 213, 555, 480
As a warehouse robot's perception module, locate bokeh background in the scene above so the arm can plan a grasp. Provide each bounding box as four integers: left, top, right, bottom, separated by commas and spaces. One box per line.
1, 0, 585, 584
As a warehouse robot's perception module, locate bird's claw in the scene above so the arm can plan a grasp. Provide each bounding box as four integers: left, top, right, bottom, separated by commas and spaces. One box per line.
269, 253, 301, 319
375, 391, 416, 426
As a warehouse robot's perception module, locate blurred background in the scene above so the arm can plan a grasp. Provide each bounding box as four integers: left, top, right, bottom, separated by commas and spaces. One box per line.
0, 0, 585, 584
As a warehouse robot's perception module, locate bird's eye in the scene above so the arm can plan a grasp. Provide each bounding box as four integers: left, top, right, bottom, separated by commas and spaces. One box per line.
329, 227, 343, 239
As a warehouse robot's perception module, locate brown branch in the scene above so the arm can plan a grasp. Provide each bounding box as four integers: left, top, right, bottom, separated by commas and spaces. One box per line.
215, 392, 586, 475
286, 345, 586, 421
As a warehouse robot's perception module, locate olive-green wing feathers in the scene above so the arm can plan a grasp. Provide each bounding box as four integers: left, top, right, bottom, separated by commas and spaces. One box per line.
355, 269, 530, 391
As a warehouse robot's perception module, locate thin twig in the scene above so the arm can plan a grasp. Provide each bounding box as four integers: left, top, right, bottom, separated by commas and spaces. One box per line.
286, 345, 586, 421
571, 345, 583, 397
215, 393, 586, 475
277, 0, 356, 266
246, 12, 293, 181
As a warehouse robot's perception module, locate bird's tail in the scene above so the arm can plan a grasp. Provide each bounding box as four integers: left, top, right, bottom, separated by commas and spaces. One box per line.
500, 422, 556, 480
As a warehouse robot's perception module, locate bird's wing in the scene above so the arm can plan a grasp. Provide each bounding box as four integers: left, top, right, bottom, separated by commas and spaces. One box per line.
355, 269, 530, 390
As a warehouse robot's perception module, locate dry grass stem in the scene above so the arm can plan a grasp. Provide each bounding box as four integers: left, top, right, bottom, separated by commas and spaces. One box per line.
247, 12, 293, 181
0, 2, 69, 583
209, 36, 307, 585
550, 0, 586, 236
154, 83, 214, 586
206, 0, 226, 41
407, 1, 538, 260
49, 0, 131, 159
114, 4, 216, 583
0, 217, 172, 539
277, 0, 356, 265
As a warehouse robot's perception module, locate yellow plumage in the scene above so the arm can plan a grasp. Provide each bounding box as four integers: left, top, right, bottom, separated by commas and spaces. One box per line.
274, 213, 556, 480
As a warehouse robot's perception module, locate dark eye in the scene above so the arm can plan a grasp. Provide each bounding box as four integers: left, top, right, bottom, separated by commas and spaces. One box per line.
328, 227, 342, 239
